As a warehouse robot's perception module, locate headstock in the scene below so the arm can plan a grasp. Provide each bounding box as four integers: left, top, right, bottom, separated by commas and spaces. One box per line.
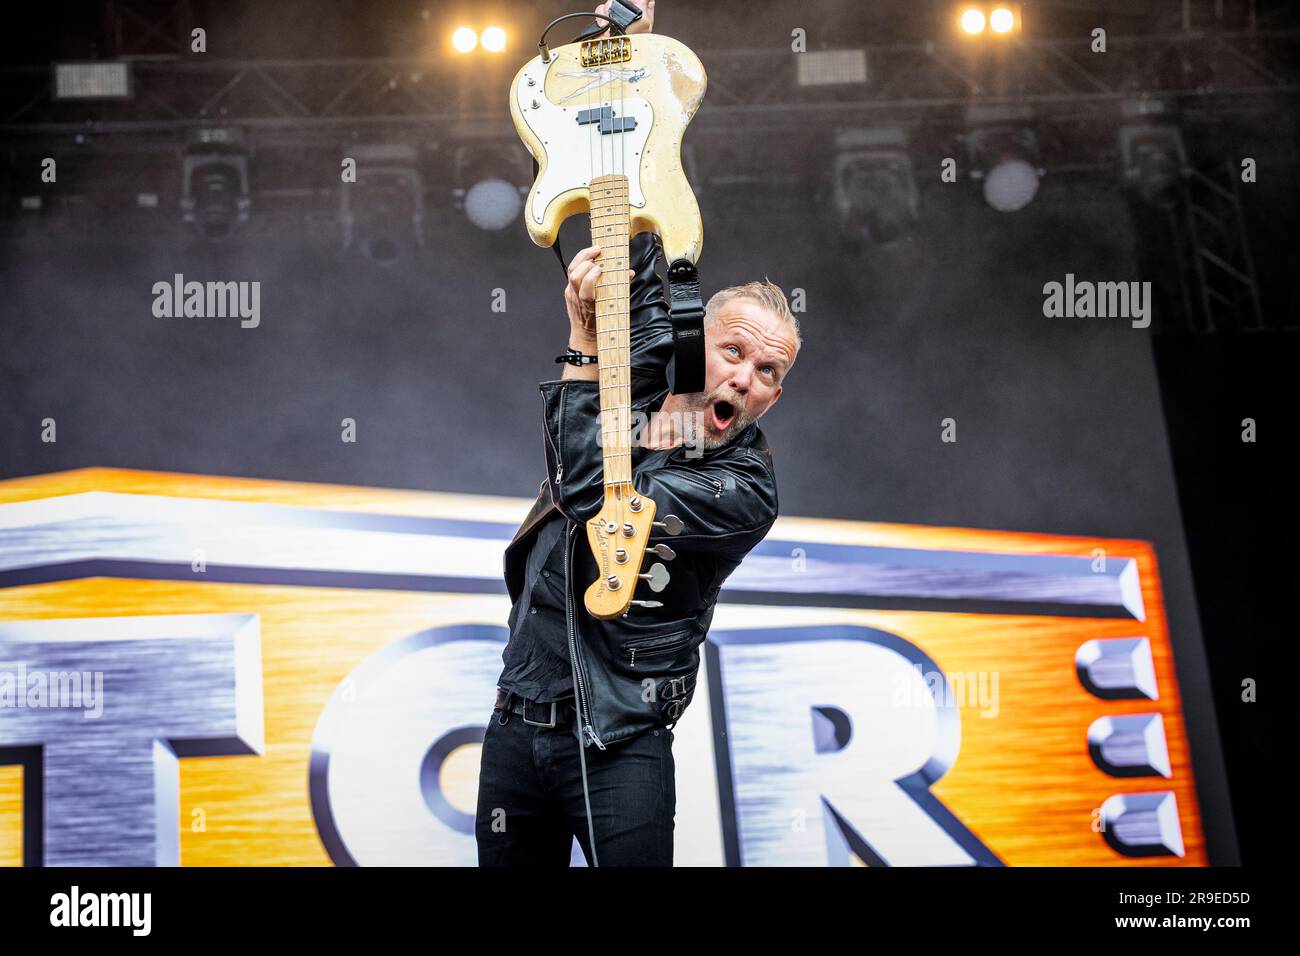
583, 487, 659, 619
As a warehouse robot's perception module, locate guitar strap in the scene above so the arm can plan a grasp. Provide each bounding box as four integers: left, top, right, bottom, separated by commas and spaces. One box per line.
663, 258, 705, 395
574, 0, 644, 40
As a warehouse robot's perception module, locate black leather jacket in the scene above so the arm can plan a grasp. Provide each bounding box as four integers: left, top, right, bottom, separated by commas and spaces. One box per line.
502, 231, 779, 749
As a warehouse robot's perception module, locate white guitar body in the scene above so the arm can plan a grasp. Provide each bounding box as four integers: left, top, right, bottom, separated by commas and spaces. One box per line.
509, 34, 706, 265
515, 83, 654, 224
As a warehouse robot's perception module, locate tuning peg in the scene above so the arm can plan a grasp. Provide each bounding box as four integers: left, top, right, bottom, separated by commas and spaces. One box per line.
650, 543, 676, 561
653, 515, 684, 535
629, 599, 664, 608
639, 562, 670, 592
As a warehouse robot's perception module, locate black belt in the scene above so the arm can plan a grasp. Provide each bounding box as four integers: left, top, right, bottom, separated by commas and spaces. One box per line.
494, 687, 576, 729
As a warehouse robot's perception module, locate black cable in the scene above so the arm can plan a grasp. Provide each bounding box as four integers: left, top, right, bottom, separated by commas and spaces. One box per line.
537, 11, 622, 64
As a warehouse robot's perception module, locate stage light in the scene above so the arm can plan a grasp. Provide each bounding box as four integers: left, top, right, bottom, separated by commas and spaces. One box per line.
453, 145, 530, 233
831, 128, 918, 248
464, 179, 521, 230
481, 27, 506, 53
795, 49, 868, 86
955, 4, 1021, 39
983, 158, 1039, 212
965, 112, 1043, 213
452, 27, 477, 53
1118, 126, 1187, 207
339, 143, 425, 265
181, 129, 251, 241
1116, 101, 1187, 207
53, 61, 131, 99
961, 9, 986, 34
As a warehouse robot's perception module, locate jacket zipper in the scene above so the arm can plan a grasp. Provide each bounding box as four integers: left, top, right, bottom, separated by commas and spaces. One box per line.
556, 385, 566, 484
547, 382, 601, 748
671, 469, 723, 499
565, 520, 605, 750
543, 384, 566, 486
626, 630, 693, 668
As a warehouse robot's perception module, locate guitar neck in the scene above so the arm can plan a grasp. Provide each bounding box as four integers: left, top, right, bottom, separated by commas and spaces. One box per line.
590, 173, 632, 491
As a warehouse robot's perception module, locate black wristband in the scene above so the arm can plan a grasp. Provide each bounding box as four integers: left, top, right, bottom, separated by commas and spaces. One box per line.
555, 347, 597, 366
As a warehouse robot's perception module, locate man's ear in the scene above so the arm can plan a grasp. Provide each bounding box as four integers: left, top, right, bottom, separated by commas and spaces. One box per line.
763, 386, 782, 414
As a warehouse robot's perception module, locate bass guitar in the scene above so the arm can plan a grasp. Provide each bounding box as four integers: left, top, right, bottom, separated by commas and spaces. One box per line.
509, 16, 706, 620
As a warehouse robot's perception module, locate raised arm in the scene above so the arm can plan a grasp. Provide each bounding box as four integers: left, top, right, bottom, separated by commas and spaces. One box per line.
559, 0, 669, 383
561, 232, 671, 384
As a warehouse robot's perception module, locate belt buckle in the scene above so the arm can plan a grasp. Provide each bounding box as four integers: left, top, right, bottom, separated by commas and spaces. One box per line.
522, 699, 557, 728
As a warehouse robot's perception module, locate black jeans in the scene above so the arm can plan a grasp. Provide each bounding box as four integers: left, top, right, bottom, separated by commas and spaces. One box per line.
476, 700, 676, 866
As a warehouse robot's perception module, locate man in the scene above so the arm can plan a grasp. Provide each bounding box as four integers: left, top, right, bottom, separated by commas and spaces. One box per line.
475, 2, 801, 868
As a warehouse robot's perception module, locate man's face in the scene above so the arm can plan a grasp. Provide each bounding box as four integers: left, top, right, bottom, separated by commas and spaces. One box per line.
681, 298, 798, 449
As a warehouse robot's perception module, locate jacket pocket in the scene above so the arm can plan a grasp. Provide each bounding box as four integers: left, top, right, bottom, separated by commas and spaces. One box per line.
622, 628, 694, 668
669, 468, 724, 499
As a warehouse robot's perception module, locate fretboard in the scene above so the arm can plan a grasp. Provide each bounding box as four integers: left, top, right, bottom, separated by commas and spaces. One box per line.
590, 173, 633, 490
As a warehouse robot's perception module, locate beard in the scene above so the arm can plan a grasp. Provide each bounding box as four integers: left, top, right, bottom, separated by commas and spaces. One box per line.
681, 386, 757, 450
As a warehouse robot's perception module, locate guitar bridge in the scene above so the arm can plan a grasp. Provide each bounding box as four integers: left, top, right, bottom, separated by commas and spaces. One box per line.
580, 36, 632, 68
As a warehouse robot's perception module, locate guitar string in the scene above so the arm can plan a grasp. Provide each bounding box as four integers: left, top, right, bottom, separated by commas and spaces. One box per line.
619, 37, 633, 522
591, 35, 626, 546
618, 35, 630, 514
614, 34, 626, 532
601, 39, 622, 528
606, 36, 627, 529
592, 34, 639, 573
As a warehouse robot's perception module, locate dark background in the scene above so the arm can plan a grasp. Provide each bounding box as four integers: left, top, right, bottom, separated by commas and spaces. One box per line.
1, 0, 1292, 868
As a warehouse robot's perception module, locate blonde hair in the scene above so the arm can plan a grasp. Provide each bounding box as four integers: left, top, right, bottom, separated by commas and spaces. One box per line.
704, 279, 803, 351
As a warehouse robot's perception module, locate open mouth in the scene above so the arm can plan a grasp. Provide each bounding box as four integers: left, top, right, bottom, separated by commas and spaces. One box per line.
710, 399, 735, 431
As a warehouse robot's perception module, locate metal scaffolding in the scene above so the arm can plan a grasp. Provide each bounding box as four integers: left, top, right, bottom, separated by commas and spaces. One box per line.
1168, 161, 1267, 333
3, 30, 1299, 141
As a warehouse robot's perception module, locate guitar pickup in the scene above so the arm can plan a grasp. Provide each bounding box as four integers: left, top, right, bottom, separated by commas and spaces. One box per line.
576, 106, 638, 135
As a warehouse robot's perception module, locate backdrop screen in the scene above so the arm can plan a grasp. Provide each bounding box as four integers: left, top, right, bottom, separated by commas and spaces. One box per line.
0, 468, 1205, 866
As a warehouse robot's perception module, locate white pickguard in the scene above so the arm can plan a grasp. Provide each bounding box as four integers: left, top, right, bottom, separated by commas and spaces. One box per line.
515, 60, 653, 226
